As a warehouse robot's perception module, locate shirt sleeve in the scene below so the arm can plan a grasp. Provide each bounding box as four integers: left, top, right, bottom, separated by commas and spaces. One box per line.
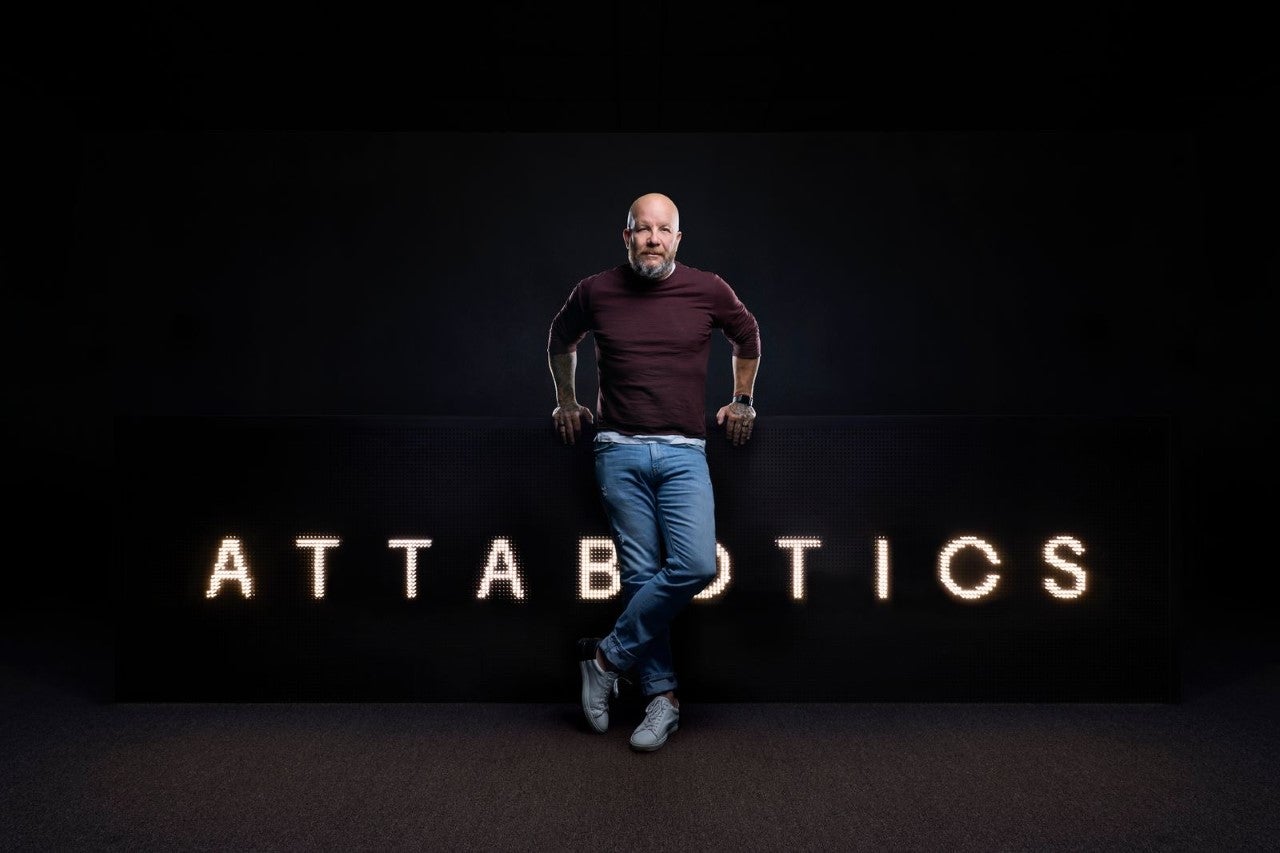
710, 274, 762, 359
547, 280, 590, 354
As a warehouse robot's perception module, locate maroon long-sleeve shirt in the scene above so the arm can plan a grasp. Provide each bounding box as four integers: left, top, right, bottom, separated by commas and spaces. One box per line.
547, 262, 762, 439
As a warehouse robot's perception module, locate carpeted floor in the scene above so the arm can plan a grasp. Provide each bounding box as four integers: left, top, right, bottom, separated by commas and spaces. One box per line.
2, 609, 1276, 852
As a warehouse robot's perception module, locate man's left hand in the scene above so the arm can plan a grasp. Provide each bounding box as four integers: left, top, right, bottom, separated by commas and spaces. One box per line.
716, 402, 756, 446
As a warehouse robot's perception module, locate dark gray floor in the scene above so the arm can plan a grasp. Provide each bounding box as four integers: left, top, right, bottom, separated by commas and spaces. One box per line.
2, 609, 1277, 852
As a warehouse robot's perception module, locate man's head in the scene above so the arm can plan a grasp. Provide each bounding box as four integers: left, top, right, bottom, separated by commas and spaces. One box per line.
624, 193, 682, 280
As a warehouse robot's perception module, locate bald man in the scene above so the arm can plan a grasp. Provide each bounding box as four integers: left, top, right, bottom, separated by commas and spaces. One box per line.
547, 192, 762, 751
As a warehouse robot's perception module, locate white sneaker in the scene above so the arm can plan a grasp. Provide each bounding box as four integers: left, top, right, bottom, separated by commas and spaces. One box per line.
578, 638, 620, 733
630, 696, 680, 751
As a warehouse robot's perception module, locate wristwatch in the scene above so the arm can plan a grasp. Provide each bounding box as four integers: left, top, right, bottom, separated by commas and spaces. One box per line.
731, 394, 753, 407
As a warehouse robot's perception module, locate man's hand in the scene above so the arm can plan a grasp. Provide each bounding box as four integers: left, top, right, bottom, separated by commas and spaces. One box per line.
552, 402, 594, 445
716, 401, 756, 446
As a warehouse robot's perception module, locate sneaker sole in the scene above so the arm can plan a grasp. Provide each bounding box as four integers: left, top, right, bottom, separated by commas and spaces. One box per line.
579, 660, 609, 733
630, 723, 678, 752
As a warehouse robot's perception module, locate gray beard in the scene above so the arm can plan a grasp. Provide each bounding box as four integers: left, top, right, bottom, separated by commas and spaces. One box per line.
630, 255, 676, 280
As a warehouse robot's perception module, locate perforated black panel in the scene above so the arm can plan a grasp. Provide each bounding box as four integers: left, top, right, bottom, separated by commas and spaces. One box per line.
115, 415, 1172, 701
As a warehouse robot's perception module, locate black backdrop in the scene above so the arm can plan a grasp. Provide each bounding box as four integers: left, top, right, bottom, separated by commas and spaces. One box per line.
7, 4, 1276, 687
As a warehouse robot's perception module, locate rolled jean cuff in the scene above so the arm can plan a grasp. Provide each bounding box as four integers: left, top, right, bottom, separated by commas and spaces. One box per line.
599, 633, 636, 672
642, 674, 678, 696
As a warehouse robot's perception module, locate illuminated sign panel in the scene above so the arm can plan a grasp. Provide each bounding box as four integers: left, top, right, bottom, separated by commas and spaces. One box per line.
114, 416, 1172, 702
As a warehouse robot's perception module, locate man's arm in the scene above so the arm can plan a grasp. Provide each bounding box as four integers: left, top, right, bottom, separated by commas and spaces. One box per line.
716, 356, 759, 446
732, 355, 759, 399
549, 351, 594, 445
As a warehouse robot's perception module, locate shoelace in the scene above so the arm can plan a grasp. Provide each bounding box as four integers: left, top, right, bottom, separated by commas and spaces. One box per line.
593, 670, 626, 710
636, 699, 671, 734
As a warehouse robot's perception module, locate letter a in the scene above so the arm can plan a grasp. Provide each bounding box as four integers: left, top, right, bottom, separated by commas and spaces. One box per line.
206, 537, 254, 599
477, 537, 526, 600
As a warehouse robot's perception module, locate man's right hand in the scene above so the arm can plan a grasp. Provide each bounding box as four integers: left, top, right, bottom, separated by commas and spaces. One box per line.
551, 402, 594, 445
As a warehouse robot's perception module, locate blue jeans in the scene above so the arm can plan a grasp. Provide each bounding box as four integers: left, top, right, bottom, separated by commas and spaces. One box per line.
593, 440, 718, 697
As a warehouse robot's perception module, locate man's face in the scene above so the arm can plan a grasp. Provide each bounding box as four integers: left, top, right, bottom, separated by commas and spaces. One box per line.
624, 201, 681, 280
